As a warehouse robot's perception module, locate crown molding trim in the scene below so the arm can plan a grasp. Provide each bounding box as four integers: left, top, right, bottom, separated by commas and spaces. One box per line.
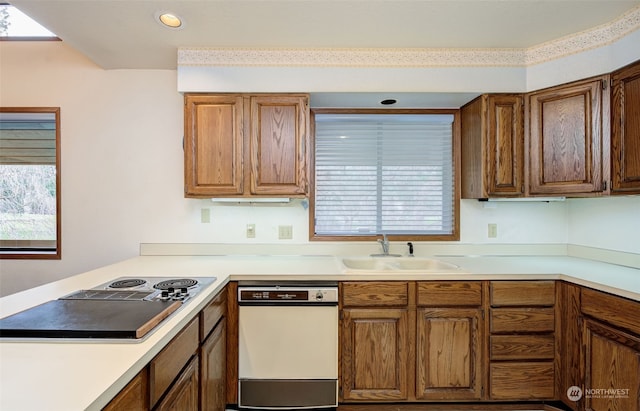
178, 6, 640, 68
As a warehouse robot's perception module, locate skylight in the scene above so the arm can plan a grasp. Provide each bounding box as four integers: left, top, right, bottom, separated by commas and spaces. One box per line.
0, 4, 56, 37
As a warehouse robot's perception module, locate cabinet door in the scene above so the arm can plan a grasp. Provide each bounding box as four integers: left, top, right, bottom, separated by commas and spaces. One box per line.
103, 369, 148, 411
611, 60, 640, 194
155, 356, 199, 411
416, 308, 483, 400
341, 308, 409, 401
461, 94, 523, 198
583, 319, 640, 411
200, 319, 226, 411
527, 78, 607, 195
250, 95, 308, 195
184, 94, 244, 197
486, 95, 524, 197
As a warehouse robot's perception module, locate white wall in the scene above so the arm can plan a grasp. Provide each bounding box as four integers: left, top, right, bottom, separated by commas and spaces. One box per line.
0, 41, 638, 296
567, 196, 640, 254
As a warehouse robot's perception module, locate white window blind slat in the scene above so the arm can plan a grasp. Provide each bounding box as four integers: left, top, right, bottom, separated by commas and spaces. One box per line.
314, 113, 454, 236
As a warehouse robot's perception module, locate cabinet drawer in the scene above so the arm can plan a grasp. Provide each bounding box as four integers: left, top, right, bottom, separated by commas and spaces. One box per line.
150, 317, 200, 407
490, 362, 555, 399
200, 290, 226, 342
581, 288, 640, 336
417, 281, 482, 307
342, 282, 408, 307
490, 335, 555, 360
490, 308, 555, 333
490, 281, 555, 306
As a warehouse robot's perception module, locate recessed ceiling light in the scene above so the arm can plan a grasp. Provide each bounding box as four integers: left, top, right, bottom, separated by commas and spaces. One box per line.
156, 12, 183, 29
380, 99, 397, 105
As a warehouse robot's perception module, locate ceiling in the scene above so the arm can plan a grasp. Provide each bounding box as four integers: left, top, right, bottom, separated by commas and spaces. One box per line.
8, 0, 640, 70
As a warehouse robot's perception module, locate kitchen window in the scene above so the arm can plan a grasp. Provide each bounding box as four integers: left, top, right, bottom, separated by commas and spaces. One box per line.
311, 109, 460, 241
0, 108, 61, 259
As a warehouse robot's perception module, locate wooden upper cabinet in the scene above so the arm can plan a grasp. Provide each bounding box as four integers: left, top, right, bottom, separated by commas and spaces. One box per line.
526, 76, 610, 196
184, 93, 309, 198
184, 94, 244, 197
461, 94, 524, 198
611, 60, 640, 194
250, 95, 309, 196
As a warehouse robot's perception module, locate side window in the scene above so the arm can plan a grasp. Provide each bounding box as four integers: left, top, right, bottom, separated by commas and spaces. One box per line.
311, 109, 460, 241
0, 108, 61, 259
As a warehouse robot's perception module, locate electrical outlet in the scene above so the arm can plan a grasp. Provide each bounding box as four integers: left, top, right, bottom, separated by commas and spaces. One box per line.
200, 208, 210, 223
488, 223, 498, 238
246, 224, 256, 238
278, 225, 293, 240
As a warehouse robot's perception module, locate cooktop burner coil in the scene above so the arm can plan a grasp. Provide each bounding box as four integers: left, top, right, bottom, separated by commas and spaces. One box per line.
108, 279, 147, 289
153, 278, 198, 291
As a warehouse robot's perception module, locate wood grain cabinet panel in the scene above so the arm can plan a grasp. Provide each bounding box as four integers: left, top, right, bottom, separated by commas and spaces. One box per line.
103, 369, 148, 411
611, 59, 640, 194
250, 95, 308, 195
583, 319, 640, 411
490, 334, 555, 360
527, 76, 609, 196
184, 93, 309, 198
461, 94, 524, 198
416, 308, 483, 400
200, 318, 226, 411
341, 308, 409, 401
488, 281, 557, 401
155, 356, 199, 411
490, 280, 555, 306
342, 282, 409, 307
490, 307, 555, 333
149, 317, 200, 407
490, 362, 555, 400
417, 281, 482, 307
184, 94, 244, 197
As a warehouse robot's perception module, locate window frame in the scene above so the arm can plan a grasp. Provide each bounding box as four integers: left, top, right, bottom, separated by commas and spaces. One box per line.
0, 107, 61, 259
309, 108, 461, 242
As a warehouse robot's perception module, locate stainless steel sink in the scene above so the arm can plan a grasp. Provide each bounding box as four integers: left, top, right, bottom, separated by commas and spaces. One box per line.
340, 257, 460, 273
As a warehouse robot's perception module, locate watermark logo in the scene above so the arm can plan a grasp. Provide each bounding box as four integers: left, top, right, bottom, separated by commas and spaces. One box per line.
567, 386, 583, 401
566, 385, 630, 402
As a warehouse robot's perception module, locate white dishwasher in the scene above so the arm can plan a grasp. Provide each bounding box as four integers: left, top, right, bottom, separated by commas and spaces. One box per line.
238, 283, 339, 409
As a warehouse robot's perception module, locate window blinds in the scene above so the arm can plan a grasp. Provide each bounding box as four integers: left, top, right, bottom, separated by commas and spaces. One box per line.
0, 113, 56, 165
314, 113, 454, 236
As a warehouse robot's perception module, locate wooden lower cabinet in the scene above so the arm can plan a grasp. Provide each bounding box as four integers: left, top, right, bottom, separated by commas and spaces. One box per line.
200, 318, 226, 411
583, 319, 640, 411
103, 287, 228, 411
103, 369, 148, 411
340, 281, 485, 403
488, 281, 557, 401
416, 308, 483, 400
341, 308, 410, 401
579, 288, 640, 411
155, 356, 199, 411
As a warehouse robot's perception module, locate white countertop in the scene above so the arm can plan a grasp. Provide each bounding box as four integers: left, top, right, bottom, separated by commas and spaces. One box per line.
1, 254, 639, 411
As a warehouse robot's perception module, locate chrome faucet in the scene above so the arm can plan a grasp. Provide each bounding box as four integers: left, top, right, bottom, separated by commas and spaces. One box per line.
377, 234, 390, 255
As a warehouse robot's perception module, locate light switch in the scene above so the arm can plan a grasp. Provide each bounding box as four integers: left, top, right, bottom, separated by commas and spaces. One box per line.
246, 224, 256, 238
201, 208, 210, 223
488, 223, 498, 238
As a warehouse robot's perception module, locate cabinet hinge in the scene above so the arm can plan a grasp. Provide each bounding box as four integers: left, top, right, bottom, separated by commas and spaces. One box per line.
602, 181, 607, 191
601, 79, 608, 90
481, 310, 485, 319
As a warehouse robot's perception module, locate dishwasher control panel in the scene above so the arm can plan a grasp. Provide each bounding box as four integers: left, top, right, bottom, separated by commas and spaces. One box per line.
238, 286, 338, 303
